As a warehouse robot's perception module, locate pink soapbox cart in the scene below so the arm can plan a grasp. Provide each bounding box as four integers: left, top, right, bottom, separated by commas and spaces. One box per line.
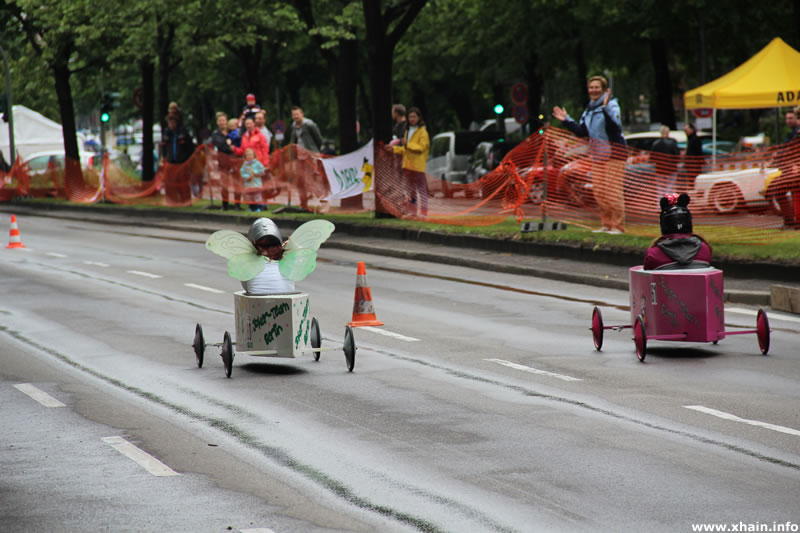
590, 266, 771, 362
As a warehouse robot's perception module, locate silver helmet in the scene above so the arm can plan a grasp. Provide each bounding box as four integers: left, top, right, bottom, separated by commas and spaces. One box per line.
248, 218, 282, 245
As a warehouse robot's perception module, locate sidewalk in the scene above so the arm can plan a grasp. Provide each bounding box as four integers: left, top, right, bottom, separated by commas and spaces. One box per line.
3, 202, 798, 307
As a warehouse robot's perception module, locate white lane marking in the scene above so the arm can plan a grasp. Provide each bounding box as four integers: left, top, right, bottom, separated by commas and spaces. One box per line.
84, 260, 110, 267
46, 252, 68, 258
359, 326, 420, 342
485, 359, 583, 382
13, 383, 66, 407
684, 405, 800, 437
127, 270, 162, 279
241, 529, 277, 533
102, 436, 179, 476
727, 307, 800, 324
184, 283, 224, 294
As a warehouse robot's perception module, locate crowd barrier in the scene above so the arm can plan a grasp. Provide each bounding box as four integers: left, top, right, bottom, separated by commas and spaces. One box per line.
2, 126, 798, 243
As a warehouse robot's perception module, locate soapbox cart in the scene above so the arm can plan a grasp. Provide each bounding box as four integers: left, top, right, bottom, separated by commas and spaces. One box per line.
192, 291, 356, 377
590, 266, 770, 362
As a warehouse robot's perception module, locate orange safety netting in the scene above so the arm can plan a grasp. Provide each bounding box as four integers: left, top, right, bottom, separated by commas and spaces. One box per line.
3, 127, 799, 243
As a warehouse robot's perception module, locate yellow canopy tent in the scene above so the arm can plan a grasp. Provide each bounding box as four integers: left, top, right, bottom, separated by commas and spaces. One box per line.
683, 37, 800, 157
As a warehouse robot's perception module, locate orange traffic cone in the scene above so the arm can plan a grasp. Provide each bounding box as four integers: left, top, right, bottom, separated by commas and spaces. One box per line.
6, 214, 26, 249
347, 261, 384, 327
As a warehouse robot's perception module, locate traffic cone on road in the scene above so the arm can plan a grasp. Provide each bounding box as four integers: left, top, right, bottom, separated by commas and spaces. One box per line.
347, 261, 384, 327
6, 214, 26, 249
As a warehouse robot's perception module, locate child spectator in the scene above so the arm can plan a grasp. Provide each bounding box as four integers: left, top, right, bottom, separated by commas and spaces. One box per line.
644, 193, 712, 270
240, 148, 265, 212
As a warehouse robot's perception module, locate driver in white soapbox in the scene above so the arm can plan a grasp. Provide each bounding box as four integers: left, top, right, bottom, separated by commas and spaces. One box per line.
205, 217, 335, 292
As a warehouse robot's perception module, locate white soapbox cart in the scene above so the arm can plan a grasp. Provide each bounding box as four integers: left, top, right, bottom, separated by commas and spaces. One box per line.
192, 291, 356, 377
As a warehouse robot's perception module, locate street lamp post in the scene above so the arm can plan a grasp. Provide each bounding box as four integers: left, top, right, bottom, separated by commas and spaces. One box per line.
1, 44, 15, 163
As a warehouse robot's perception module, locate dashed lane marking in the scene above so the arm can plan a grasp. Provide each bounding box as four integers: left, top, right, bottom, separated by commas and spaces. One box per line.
13, 383, 66, 407
485, 359, 583, 382
102, 436, 179, 476
46, 252, 67, 258
727, 307, 800, 324
359, 326, 420, 342
127, 270, 162, 279
83, 260, 110, 267
684, 405, 800, 437
184, 283, 224, 294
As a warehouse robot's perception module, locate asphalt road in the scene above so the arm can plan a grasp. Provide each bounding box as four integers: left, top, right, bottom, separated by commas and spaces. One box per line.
1, 214, 799, 532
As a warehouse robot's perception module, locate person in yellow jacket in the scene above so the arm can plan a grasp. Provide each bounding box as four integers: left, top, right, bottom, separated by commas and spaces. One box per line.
393, 107, 430, 216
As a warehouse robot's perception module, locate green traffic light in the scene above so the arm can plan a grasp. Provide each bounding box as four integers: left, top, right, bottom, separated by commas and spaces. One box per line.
494, 104, 504, 115
100, 112, 110, 123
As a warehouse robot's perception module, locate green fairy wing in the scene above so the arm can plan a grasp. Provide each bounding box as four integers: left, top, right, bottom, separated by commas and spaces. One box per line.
284, 220, 335, 252
227, 253, 267, 281
279, 248, 317, 282
206, 230, 256, 259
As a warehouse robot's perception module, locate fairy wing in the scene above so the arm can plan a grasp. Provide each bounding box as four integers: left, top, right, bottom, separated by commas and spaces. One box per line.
206, 230, 256, 259
279, 248, 317, 282
284, 220, 335, 252
227, 253, 267, 281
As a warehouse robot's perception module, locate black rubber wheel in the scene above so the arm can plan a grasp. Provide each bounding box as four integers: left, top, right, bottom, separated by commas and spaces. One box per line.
193, 323, 205, 368
343, 325, 356, 372
634, 315, 647, 363
221, 331, 234, 378
311, 317, 321, 361
591, 306, 604, 351
756, 308, 770, 355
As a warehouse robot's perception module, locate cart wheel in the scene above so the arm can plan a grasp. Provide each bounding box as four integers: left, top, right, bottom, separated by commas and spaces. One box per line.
310, 317, 321, 361
756, 308, 770, 355
343, 325, 356, 372
193, 323, 205, 368
221, 331, 234, 378
634, 315, 647, 363
591, 306, 604, 351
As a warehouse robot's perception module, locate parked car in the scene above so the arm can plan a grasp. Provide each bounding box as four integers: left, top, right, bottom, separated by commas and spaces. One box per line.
625, 130, 736, 155
427, 130, 501, 197
24, 150, 96, 175
692, 166, 780, 214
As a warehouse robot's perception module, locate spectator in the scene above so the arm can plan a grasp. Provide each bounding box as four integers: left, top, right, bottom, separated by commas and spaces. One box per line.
644, 193, 712, 270
651, 125, 680, 190
552, 75, 625, 233
393, 106, 430, 216
783, 109, 798, 144
233, 117, 270, 168
391, 104, 407, 145
240, 148, 266, 212
239, 94, 262, 129
227, 118, 242, 148
210, 111, 240, 211
162, 114, 195, 164
254, 111, 273, 150
289, 105, 323, 153
764, 114, 800, 228
167, 101, 182, 123
681, 122, 704, 191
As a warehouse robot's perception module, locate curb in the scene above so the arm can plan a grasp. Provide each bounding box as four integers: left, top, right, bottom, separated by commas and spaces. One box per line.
0, 202, 781, 306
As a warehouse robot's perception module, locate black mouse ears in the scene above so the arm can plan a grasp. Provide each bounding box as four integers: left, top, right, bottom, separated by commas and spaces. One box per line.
660, 193, 690, 211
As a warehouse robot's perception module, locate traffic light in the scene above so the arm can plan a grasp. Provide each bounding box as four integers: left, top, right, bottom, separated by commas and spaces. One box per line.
493, 104, 504, 115
99, 92, 119, 123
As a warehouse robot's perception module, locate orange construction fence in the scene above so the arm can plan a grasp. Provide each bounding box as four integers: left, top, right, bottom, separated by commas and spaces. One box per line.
2, 126, 799, 243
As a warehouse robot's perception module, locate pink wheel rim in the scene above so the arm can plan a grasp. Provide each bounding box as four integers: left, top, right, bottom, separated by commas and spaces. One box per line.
757, 309, 770, 355
592, 307, 603, 351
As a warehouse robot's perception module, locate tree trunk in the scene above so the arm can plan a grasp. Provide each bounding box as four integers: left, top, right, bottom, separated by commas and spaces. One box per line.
650, 38, 676, 129
525, 54, 543, 132
53, 61, 82, 194
141, 60, 156, 181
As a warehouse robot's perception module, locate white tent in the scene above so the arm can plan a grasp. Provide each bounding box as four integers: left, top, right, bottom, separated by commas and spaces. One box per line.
0, 105, 86, 162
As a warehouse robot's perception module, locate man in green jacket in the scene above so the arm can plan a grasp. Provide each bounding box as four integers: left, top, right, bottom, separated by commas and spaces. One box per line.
288, 106, 323, 153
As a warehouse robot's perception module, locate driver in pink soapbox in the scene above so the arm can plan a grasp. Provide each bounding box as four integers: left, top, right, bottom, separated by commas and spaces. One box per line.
643, 193, 712, 271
